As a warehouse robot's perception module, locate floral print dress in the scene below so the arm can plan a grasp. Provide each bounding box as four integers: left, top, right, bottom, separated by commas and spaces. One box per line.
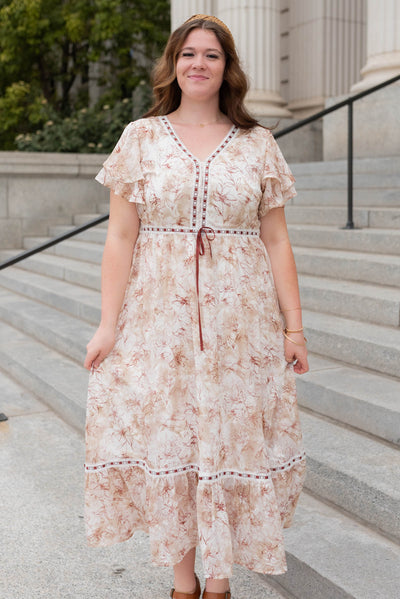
85, 116, 306, 578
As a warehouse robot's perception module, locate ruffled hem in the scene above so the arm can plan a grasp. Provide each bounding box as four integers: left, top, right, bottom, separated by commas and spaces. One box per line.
259, 173, 297, 216
84, 455, 305, 578
258, 129, 297, 216
94, 121, 148, 203
95, 166, 145, 204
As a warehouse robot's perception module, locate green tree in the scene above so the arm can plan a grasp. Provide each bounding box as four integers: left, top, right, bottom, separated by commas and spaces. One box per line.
0, 0, 170, 150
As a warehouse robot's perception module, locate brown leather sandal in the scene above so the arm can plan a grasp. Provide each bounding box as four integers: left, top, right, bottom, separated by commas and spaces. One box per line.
202, 590, 231, 599
170, 574, 201, 599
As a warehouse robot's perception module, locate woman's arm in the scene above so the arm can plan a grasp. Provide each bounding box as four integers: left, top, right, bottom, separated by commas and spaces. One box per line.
260, 206, 309, 374
84, 190, 140, 370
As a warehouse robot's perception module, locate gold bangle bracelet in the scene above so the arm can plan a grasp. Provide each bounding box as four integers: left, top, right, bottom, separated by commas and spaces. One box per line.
281, 307, 302, 312
283, 331, 307, 346
284, 327, 304, 334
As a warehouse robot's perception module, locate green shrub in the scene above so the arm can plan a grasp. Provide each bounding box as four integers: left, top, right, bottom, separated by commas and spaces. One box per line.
0, 0, 169, 151
14, 93, 148, 153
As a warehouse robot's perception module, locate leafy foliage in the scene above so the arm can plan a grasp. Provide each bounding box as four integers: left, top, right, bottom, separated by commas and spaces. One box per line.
0, 0, 170, 150
15, 91, 152, 153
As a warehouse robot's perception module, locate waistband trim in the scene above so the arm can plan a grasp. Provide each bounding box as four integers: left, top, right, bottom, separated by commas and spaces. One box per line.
140, 226, 259, 236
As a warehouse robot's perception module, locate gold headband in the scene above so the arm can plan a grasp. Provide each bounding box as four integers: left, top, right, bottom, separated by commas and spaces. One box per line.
184, 14, 233, 38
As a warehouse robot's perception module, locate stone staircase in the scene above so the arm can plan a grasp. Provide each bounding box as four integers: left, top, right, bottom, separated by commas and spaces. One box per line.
1, 156, 400, 599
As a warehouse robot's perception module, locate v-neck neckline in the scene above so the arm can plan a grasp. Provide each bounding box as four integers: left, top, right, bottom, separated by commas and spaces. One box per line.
160, 115, 238, 164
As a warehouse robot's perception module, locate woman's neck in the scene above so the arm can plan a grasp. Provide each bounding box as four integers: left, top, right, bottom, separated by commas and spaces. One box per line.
171, 98, 228, 126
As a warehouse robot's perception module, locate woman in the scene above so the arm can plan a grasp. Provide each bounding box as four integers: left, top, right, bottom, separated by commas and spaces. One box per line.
84, 14, 308, 599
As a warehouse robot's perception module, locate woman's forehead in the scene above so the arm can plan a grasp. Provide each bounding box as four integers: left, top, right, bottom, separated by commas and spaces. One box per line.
182, 28, 222, 51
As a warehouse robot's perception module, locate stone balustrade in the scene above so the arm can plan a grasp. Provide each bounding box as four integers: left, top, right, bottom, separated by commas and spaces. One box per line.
0, 152, 108, 249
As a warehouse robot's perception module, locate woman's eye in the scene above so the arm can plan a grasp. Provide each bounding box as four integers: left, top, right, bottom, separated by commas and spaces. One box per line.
180, 52, 220, 59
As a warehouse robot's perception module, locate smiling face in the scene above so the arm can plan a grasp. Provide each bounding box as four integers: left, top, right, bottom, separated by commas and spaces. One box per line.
175, 28, 226, 102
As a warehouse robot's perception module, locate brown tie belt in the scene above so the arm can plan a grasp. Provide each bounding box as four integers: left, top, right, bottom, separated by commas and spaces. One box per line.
140, 225, 259, 351
196, 226, 215, 351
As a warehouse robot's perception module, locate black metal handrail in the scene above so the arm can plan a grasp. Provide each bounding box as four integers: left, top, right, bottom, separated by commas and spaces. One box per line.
0, 73, 399, 270
275, 73, 400, 229
0, 214, 109, 271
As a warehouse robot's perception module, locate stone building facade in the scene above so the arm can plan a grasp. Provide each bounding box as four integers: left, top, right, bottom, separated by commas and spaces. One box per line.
171, 0, 400, 160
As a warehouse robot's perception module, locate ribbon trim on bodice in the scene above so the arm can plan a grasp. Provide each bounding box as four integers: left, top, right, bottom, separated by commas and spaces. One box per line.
196, 226, 215, 351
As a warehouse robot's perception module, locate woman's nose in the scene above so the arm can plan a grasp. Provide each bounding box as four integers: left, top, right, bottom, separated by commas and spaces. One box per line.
193, 54, 205, 68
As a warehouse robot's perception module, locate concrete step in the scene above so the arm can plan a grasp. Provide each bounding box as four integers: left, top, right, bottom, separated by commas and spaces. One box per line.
291, 156, 400, 176
298, 274, 400, 326
0, 367, 49, 419
286, 206, 400, 229
47, 213, 108, 236
301, 410, 400, 542
303, 310, 400, 378
287, 187, 399, 206
0, 289, 95, 364
0, 322, 87, 431
293, 246, 400, 288
369, 207, 400, 229
47, 224, 76, 236
0, 267, 100, 324
48, 225, 108, 244
4, 251, 101, 291
72, 227, 108, 244
288, 224, 400, 254
267, 492, 400, 599
292, 172, 400, 190
23, 236, 103, 264
73, 212, 108, 226
298, 355, 400, 446
97, 201, 109, 213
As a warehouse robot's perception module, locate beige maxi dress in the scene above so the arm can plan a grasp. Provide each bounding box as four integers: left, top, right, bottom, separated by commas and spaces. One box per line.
85, 116, 306, 579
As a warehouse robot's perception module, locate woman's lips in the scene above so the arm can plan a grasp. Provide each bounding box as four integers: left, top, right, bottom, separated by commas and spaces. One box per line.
188, 75, 208, 80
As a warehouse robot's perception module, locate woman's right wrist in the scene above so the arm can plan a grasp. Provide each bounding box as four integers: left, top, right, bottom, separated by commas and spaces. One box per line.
280, 307, 303, 330
99, 318, 117, 332
283, 329, 307, 346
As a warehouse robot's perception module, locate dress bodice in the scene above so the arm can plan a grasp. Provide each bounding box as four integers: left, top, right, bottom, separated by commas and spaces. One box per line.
95, 116, 296, 232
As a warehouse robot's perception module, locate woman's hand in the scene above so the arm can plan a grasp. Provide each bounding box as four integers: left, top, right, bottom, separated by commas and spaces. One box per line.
284, 332, 309, 374
84, 325, 116, 371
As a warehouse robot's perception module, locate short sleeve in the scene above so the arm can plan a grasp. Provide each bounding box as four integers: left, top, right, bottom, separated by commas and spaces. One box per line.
259, 132, 296, 218
95, 122, 144, 204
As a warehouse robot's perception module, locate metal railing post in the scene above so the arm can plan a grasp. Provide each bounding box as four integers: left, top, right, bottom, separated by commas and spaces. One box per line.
344, 101, 354, 229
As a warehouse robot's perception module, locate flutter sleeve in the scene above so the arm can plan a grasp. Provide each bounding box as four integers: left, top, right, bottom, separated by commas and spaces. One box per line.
259, 131, 296, 218
95, 122, 145, 204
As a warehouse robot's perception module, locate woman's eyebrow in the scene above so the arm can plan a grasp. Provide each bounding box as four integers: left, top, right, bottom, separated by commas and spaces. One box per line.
181, 46, 223, 54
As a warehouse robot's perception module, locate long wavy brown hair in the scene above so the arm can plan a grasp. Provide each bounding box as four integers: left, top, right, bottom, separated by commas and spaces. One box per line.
143, 16, 259, 129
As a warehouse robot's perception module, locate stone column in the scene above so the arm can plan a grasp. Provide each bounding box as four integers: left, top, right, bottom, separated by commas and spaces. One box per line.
171, 0, 216, 31
288, 0, 366, 118
217, 0, 292, 117
352, 0, 400, 92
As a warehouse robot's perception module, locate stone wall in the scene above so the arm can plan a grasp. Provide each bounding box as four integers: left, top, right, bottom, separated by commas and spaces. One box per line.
0, 152, 108, 249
